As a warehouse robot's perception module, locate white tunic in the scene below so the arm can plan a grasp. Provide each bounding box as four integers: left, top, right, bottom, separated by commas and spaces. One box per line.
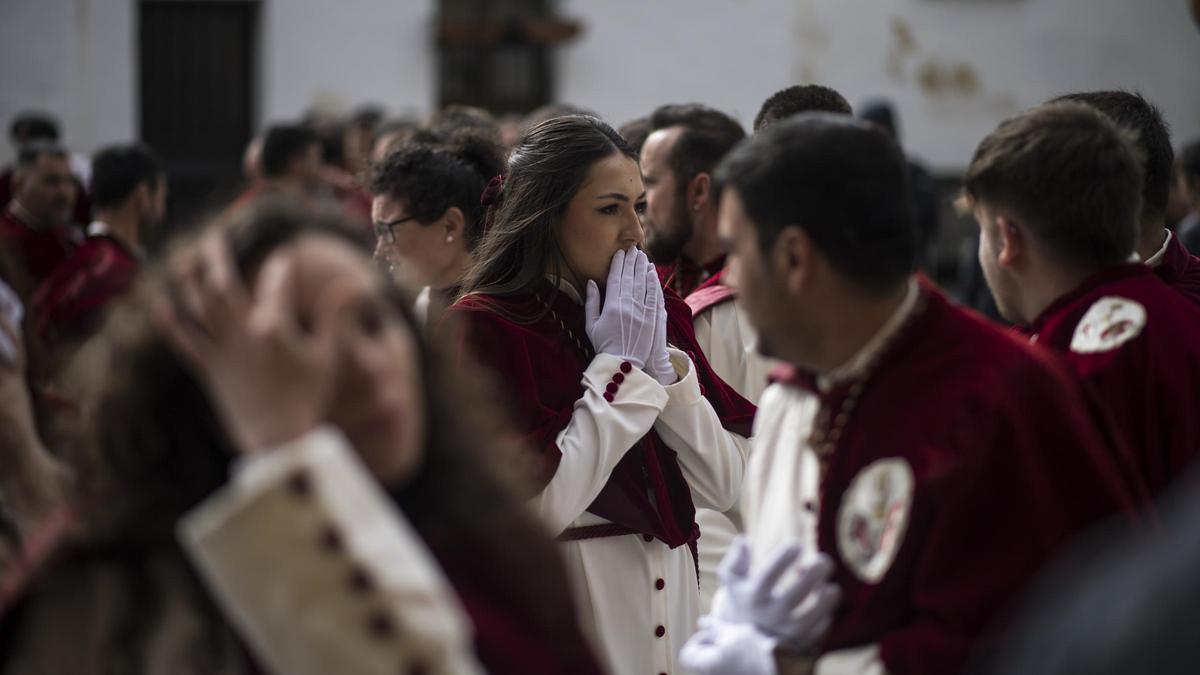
541, 348, 751, 675
691, 294, 778, 611
179, 428, 484, 675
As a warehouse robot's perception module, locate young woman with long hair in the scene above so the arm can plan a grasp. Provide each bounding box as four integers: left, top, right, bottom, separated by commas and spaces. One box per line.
449, 115, 756, 675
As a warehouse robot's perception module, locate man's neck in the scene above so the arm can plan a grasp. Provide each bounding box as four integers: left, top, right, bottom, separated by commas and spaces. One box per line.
1021, 261, 1098, 324
805, 281, 912, 376
681, 213, 724, 269
93, 209, 140, 250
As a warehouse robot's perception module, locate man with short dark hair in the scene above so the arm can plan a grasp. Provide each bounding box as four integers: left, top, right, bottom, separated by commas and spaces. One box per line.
1177, 138, 1200, 255
753, 84, 851, 132
967, 101, 1200, 496
0, 143, 81, 300
233, 124, 322, 208
31, 144, 165, 349
640, 103, 745, 298
1053, 91, 1200, 307
678, 113, 1143, 675
0, 112, 92, 227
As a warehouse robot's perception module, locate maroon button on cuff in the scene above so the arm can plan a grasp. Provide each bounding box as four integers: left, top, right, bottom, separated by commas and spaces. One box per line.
603, 392, 615, 403
605, 382, 619, 395
286, 470, 311, 498
612, 372, 625, 384
642, 534, 654, 543
319, 526, 342, 553
655, 578, 665, 590
655, 625, 666, 638
620, 361, 633, 374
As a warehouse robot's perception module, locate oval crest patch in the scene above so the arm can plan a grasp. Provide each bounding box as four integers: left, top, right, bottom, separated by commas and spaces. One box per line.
1070, 296, 1146, 355
836, 458, 914, 584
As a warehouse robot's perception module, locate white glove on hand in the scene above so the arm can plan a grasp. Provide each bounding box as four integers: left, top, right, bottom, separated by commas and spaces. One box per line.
680, 616, 778, 675
715, 536, 841, 652
644, 270, 676, 386
585, 248, 656, 369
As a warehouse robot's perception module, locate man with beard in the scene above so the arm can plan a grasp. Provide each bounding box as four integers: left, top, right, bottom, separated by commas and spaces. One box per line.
31, 143, 165, 352
640, 104, 745, 298
0, 143, 81, 302
678, 113, 1144, 675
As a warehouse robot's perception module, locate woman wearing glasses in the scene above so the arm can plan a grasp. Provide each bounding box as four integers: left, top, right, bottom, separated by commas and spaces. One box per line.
369, 132, 503, 328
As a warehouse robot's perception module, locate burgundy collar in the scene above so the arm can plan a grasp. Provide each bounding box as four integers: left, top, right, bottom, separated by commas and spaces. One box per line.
1029, 264, 1155, 334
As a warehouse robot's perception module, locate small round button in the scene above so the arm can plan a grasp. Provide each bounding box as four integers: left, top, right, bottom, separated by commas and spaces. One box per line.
655, 625, 666, 638
613, 372, 625, 384
603, 392, 615, 403
606, 382, 619, 395
655, 578, 665, 591
642, 534, 654, 543
620, 361, 633, 374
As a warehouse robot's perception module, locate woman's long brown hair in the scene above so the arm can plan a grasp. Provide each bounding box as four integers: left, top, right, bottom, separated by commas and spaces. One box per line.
77, 200, 590, 666
459, 115, 638, 320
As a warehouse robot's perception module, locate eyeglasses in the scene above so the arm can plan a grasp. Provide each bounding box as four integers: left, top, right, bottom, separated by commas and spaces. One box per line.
373, 215, 418, 244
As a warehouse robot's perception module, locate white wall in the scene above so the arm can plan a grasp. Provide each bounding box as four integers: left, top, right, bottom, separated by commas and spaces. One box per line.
2, 0, 1197, 172
559, 0, 1200, 171
258, 0, 434, 128
0, 0, 136, 165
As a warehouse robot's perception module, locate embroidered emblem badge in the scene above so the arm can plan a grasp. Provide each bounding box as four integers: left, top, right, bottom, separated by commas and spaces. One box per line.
1070, 296, 1146, 354
836, 458, 914, 584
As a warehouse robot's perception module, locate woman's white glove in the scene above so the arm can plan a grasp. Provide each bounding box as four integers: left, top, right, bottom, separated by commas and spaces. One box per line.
715, 537, 841, 652
585, 248, 657, 369
680, 616, 778, 675
644, 271, 676, 385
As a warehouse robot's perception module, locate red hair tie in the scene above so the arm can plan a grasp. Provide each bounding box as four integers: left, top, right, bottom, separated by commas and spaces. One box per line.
480, 174, 505, 235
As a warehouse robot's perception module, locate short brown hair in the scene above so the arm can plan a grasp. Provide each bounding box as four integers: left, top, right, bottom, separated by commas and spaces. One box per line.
964, 101, 1143, 268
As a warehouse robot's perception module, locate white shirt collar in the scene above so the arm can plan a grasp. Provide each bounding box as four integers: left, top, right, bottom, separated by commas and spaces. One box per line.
816, 278, 920, 392
1143, 229, 1172, 268
86, 220, 112, 238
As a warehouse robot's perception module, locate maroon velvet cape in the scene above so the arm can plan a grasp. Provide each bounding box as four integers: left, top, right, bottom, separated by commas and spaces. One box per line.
448, 279, 756, 550
0, 209, 78, 299
30, 235, 139, 347
773, 284, 1146, 675
1028, 263, 1200, 497
1154, 232, 1200, 309
655, 254, 727, 299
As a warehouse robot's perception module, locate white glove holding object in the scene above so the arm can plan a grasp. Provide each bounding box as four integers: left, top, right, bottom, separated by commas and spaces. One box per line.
715, 536, 841, 652
680, 615, 778, 675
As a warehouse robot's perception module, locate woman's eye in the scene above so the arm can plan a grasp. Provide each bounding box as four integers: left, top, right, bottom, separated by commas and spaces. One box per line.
598, 204, 619, 215
635, 201, 648, 215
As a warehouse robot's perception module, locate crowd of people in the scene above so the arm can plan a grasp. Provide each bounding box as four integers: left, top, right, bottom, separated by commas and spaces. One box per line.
1, 82, 1200, 675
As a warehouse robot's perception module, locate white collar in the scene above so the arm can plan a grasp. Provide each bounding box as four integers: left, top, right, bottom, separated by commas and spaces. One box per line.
86, 220, 112, 238
1143, 229, 1172, 268
816, 278, 920, 392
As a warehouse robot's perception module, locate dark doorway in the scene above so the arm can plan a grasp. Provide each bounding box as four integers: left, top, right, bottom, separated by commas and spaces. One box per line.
139, 0, 258, 244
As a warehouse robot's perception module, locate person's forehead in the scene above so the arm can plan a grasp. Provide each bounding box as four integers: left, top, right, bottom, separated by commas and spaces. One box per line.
642, 128, 684, 166
579, 154, 642, 194
31, 153, 70, 173
292, 236, 376, 292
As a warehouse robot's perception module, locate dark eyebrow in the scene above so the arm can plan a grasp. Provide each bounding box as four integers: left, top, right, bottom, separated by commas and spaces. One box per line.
594, 192, 630, 202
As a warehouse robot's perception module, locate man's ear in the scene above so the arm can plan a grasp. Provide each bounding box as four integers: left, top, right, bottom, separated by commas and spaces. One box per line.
995, 215, 1023, 268
441, 206, 465, 242
771, 225, 812, 294
689, 172, 712, 212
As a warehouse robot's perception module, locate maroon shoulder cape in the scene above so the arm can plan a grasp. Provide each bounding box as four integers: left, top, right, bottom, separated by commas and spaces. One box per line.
773, 283, 1146, 674
30, 235, 139, 347
1029, 263, 1200, 496
447, 279, 755, 550
655, 254, 727, 299
1154, 232, 1200, 309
